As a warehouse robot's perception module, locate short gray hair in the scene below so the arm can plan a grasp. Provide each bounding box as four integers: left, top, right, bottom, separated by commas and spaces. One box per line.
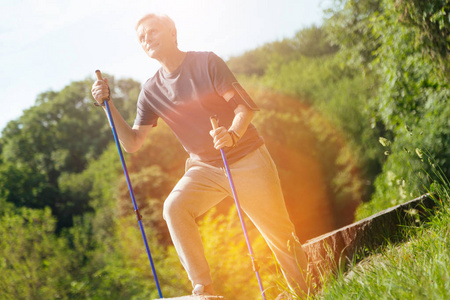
136, 14, 177, 45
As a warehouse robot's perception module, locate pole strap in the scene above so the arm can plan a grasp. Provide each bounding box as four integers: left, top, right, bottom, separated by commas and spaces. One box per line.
135, 209, 143, 221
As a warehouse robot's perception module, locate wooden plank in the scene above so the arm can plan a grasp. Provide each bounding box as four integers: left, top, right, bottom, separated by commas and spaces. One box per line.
302, 194, 434, 288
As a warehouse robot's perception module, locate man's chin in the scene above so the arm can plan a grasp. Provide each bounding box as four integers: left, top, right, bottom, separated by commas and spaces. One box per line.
146, 50, 158, 58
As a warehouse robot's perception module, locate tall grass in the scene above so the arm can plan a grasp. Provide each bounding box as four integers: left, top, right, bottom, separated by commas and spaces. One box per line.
315, 153, 450, 300
318, 202, 449, 299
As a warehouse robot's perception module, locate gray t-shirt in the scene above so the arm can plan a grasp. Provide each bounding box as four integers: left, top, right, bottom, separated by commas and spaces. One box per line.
134, 51, 264, 166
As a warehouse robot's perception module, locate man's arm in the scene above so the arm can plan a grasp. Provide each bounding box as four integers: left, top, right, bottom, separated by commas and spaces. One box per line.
104, 101, 153, 153
210, 89, 255, 150
91, 78, 152, 153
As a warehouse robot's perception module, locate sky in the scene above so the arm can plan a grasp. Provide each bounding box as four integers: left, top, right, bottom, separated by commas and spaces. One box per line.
0, 0, 330, 133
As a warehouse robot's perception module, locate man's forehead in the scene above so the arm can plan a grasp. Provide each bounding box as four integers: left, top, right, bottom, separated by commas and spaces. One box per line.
137, 18, 163, 31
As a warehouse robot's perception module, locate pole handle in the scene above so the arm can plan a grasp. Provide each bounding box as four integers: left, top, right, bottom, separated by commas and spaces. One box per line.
95, 69, 103, 80
95, 70, 110, 103
210, 116, 219, 130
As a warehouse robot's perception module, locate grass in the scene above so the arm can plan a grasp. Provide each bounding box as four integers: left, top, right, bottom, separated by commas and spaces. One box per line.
270, 149, 450, 300
317, 199, 449, 299
314, 161, 450, 300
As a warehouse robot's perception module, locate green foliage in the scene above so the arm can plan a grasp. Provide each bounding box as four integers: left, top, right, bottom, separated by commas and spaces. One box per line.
0, 162, 55, 209
319, 181, 450, 300
0, 207, 75, 299
357, 123, 450, 219
325, 0, 449, 214
227, 25, 338, 76
249, 88, 365, 230
0, 75, 141, 229
292, 26, 340, 58
324, 0, 383, 69
231, 26, 388, 214
241, 48, 385, 223
395, 0, 450, 66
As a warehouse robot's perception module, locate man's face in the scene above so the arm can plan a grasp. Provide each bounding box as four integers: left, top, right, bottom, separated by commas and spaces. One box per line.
136, 18, 175, 60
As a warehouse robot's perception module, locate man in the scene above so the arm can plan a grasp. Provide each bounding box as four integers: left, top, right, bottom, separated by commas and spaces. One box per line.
91, 13, 310, 298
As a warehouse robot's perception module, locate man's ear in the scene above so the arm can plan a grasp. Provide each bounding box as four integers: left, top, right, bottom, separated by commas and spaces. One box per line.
170, 28, 178, 46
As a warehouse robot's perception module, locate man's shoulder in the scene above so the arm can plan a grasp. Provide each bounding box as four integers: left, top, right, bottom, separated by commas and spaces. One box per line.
184, 51, 212, 65
188, 51, 223, 63
188, 50, 213, 57
142, 69, 162, 90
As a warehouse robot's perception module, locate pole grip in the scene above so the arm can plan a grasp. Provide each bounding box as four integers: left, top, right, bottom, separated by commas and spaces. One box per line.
210, 116, 219, 130
95, 69, 103, 80
94, 70, 110, 103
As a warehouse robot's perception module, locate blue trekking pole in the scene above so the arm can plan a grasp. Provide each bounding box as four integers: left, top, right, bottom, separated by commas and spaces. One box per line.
95, 70, 163, 299
210, 116, 266, 300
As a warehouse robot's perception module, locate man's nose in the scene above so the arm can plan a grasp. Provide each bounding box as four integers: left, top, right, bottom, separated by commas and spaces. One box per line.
144, 33, 151, 43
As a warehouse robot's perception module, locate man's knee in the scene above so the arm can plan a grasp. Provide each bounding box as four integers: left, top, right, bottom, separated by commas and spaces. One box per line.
163, 193, 185, 222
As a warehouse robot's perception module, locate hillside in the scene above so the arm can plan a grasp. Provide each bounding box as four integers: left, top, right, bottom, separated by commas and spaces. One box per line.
318, 190, 449, 299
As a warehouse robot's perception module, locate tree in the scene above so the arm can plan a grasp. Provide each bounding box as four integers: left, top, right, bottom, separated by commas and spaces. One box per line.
325, 0, 450, 212
227, 26, 338, 76
395, 0, 450, 67
0, 208, 74, 299
0, 76, 141, 229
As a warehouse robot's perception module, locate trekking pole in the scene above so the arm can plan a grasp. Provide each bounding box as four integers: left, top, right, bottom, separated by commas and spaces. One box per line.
210, 116, 266, 300
95, 70, 163, 299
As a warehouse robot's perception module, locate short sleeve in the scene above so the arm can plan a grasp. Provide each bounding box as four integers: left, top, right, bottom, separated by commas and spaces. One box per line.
207, 52, 259, 111
133, 88, 159, 127
208, 52, 238, 97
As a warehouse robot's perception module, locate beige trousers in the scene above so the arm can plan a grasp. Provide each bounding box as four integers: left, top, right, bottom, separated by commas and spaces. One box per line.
163, 145, 308, 290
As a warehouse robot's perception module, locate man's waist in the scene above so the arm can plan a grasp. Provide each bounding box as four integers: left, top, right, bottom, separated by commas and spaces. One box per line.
192, 137, 265, 168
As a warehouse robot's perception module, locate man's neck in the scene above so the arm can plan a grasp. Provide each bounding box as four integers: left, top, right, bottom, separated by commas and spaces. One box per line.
158, 49, 187, 74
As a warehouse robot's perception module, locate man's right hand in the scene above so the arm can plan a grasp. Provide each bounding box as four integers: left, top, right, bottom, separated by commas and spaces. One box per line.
91, 77, 111, 105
